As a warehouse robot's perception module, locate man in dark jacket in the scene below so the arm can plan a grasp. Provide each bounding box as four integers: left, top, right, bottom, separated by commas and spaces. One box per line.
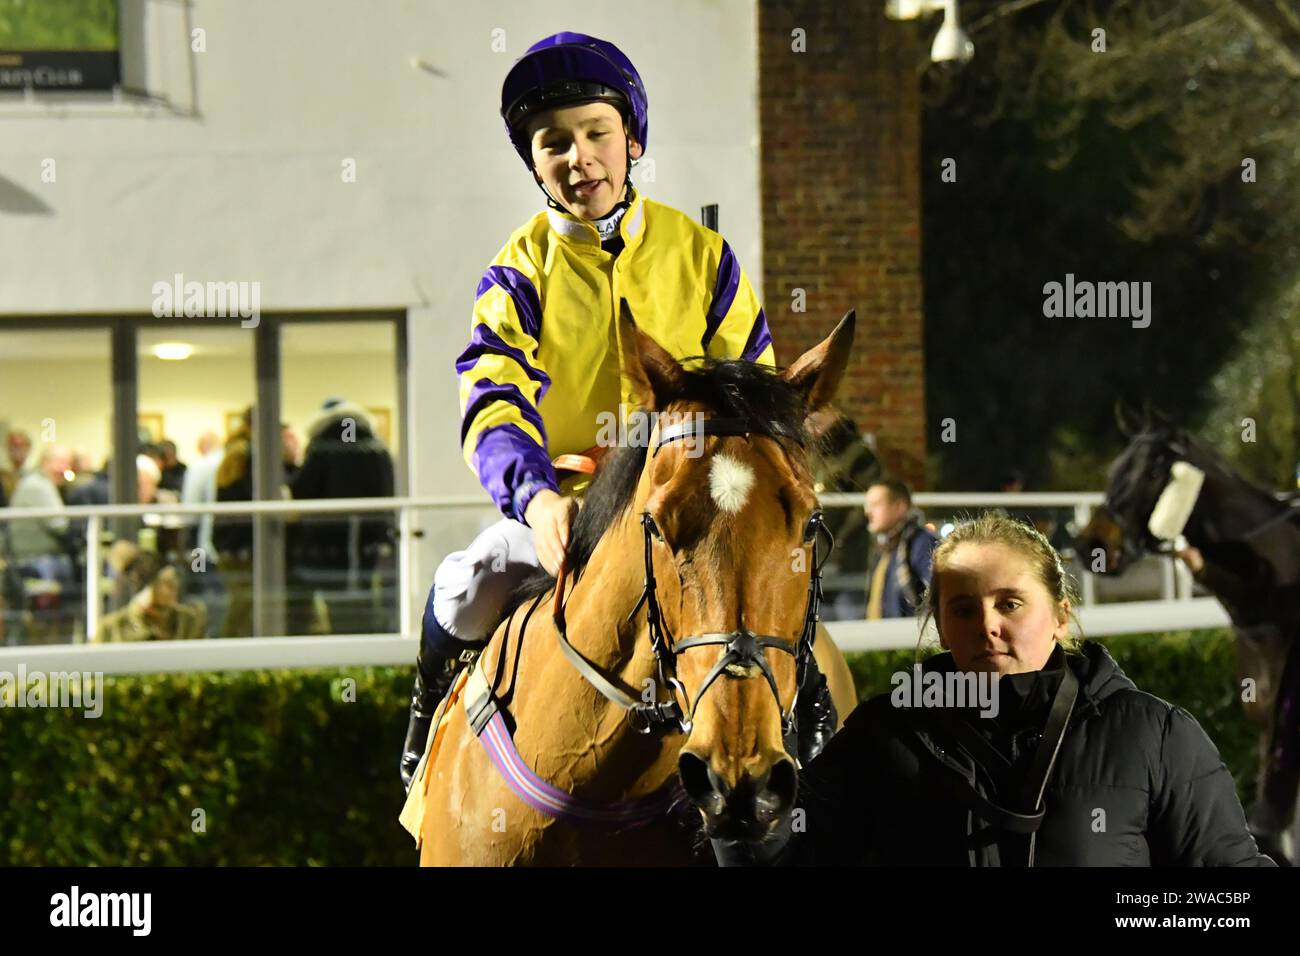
714, 641, 1274, 866
213, 416, 255, 637
289, 399, 395, 634
865, 480, 937, 619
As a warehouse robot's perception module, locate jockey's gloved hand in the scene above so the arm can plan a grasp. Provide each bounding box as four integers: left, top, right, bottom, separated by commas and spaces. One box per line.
791, 662, 837, 766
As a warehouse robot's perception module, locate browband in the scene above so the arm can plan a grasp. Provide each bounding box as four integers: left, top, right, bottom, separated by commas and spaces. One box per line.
653, 417, 805, 456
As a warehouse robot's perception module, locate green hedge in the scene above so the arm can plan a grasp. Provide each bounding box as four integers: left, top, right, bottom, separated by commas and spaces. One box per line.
0, 630, 1258, 865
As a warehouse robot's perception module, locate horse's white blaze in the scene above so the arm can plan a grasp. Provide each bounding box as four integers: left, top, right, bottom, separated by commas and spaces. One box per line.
709, 455, 755, 514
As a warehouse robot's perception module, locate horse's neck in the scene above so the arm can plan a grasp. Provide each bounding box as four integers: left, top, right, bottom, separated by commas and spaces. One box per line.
507, 509, 679, 796
565, 508, 660, 676
1189, 458, 1282, 548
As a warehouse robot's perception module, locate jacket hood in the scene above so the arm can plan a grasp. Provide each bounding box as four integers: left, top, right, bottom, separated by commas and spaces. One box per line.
306, 401, 373, 441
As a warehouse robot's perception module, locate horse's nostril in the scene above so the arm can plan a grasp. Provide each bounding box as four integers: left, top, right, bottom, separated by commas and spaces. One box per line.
756, 759, 797, 822
678, 752, 726, 815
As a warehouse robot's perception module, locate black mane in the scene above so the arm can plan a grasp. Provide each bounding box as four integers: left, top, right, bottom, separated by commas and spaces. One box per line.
506, 357, 811, 611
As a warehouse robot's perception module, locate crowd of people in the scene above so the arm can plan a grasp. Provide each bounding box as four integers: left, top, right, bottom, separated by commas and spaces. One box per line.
0, 398, 396, 644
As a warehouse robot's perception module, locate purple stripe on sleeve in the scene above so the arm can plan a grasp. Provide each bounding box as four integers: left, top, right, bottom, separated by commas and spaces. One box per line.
700, 240, 740, 351
469, 424, 558, 519
455, 323, 551, 402
477, 266, 543, 339
740, 308, 773, 362
460, 380, 547, 448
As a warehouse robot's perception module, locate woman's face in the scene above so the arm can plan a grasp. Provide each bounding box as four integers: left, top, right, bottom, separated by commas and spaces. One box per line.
152, 568, 179, 608
528, 101, 643, 220
935, 542, 1069, 675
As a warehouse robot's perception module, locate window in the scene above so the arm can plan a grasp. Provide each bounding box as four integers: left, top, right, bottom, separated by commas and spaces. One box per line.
0, 0, 121, 92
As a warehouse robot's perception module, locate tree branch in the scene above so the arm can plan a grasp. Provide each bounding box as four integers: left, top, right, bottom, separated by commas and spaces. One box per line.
965, 0, 1060, 36
1226, 0, 1300, 78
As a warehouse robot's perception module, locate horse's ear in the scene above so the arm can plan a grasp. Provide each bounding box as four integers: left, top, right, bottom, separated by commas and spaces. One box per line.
619, 299, 684, 412
780, 310, 856, 411
1114, 399, 1137, 437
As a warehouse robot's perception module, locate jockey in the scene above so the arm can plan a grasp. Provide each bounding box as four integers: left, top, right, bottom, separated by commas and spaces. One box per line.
401, 32, 837, 789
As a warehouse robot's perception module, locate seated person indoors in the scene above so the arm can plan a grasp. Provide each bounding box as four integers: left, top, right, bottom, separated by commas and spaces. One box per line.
713, 512, 1275, 867
98, 552, 207, 642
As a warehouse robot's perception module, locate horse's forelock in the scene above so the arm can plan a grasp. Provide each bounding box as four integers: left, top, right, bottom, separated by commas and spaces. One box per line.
504, 359, 813, 612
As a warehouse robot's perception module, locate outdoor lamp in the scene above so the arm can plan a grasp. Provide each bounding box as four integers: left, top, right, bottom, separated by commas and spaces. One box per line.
885, 0, 975, 65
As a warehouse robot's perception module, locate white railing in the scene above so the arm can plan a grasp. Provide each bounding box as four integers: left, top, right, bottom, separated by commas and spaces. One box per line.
0, 492, 1228, 674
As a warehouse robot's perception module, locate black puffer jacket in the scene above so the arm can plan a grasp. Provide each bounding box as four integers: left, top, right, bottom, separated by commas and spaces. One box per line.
743, 642, 1273, 866
290, 403, 395, 568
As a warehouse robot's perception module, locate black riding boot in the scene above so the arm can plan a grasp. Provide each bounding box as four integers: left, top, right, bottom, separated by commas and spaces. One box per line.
400, 612, 483, 791
786, 659, 838, 765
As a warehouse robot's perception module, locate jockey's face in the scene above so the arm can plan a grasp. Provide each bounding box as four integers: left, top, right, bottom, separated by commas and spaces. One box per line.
528, 101, 643, 220
935, 543, 1068, 675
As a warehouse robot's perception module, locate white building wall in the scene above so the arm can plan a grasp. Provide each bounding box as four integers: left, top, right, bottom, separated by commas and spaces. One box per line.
0, 0, 763, 495
0, 0, 763, 630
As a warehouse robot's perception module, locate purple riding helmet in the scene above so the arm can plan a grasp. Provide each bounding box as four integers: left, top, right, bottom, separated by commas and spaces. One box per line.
500, 32, 649, 182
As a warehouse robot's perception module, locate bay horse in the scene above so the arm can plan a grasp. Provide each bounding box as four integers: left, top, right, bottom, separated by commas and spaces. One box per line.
411, 311, 860, 865
1077, 408, 1300, 864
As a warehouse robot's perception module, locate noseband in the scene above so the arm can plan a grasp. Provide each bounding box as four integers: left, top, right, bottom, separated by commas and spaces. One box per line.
550, 416, 834, 744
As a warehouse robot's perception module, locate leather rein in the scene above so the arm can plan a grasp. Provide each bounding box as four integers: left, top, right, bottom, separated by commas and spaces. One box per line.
549, 416, 834, 743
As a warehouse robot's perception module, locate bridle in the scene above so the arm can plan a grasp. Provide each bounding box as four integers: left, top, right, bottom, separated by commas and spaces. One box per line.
1105, 431, 1300, 562
549, 416, 834, 747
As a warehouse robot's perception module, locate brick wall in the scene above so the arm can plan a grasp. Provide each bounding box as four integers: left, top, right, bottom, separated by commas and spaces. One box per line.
758, 1, 928, 489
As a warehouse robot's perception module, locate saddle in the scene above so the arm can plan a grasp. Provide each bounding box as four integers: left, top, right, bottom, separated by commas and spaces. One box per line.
399, 664, 475, 846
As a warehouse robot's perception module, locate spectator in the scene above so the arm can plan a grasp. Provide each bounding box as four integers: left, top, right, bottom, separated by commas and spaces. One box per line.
712, 513, 1274, 867
180, 431, 226, 636
7, 444, 76, 636
213, 410, 254, 637
1, 429, 33, 501
181, 432, 223, 551
864, 479, 937, 619
282, 424, 302, 484
8, 444, 73, 563
139, 451, 184, 557
98, 555, 207, 642
65, 456, 110, 508
290, 398, 395, 634
158, 440, 187, 494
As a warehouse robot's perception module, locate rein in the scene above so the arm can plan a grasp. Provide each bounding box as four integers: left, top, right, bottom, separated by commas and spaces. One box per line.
1113, 438, 1300, 557
456, 415, 830, 829
550, 416, 833, 745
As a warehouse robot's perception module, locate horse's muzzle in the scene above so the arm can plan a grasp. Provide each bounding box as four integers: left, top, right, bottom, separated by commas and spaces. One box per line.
677, 751, 798, 842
